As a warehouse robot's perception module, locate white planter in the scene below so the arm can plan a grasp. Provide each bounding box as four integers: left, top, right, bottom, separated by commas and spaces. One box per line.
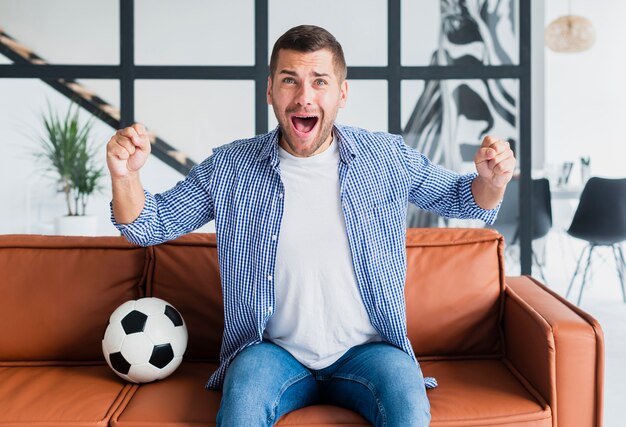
54, 215, 98, 236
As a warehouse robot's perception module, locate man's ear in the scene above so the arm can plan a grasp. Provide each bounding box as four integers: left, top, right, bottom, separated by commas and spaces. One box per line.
339, 80, 348, 109
266, 77, 273, 105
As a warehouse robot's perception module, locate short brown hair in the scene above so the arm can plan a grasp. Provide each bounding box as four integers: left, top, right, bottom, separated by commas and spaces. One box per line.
269, 25, 347, 81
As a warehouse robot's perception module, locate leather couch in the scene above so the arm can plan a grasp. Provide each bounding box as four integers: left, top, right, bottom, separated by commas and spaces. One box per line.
0, 228, 603, 426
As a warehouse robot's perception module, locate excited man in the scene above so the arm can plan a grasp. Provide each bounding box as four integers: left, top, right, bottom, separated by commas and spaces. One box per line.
107, 25, 515, 427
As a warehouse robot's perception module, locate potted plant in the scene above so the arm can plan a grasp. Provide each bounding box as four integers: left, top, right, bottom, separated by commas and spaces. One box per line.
33, 101, 104, 235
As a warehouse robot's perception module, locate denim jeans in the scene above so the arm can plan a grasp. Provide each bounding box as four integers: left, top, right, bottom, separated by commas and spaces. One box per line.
216, 341, 431, 427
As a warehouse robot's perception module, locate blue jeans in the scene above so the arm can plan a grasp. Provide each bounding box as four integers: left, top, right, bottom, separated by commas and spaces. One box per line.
216, 341, 431, 427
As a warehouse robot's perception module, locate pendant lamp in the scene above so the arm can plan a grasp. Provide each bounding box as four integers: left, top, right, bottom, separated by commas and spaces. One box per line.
545, 0, 595, 53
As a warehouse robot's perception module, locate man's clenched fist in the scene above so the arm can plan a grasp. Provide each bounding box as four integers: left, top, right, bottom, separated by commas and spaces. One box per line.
106, 123, 151, 179
474, 135, 516, 189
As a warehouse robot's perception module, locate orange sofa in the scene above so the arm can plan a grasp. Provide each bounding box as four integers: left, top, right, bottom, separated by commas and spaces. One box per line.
0, 228, 603, 426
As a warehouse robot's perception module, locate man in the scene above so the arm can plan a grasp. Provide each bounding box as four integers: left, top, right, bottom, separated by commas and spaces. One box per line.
107, 25, 515, 427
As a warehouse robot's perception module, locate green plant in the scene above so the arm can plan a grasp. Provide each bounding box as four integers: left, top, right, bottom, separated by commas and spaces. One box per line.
34, 101, 104, 216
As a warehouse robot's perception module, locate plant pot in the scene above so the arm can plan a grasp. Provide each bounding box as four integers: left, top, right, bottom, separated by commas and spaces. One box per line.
54, 215, 98, 236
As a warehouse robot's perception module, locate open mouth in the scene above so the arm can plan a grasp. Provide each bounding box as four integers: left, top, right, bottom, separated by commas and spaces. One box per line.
291, 115, 319, 135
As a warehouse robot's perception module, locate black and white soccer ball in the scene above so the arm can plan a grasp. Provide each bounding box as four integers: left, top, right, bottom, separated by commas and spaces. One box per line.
102, 297, 188, 383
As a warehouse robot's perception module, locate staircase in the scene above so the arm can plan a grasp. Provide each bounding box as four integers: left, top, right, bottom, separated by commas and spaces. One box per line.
0, 29, 195, 175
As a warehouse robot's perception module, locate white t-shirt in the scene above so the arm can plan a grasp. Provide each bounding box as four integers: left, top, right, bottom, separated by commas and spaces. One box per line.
263, 138, 381, 370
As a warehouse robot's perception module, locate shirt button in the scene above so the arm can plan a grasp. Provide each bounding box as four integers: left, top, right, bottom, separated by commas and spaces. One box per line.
268, 275, 273, 281
278, 192, 283, 199
268, 306, 274, 314
272, 234, 277, 241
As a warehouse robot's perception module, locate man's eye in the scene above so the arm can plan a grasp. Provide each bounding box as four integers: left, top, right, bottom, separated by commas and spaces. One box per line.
315, 79, 327, 86
283, 77, 295, 84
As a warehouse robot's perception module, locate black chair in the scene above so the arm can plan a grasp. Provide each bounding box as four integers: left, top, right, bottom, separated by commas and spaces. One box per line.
489, 177, 553, 281
565, 177, 626, 305
489, 177, 519, 245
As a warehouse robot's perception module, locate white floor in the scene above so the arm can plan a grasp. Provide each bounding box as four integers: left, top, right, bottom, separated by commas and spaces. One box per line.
505, 229, 626, 426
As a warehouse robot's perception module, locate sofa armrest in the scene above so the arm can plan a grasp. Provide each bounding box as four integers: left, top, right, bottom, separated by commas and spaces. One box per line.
504, 275, 604, 427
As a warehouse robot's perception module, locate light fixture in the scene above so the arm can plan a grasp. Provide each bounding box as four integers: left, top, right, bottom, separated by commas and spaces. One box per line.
545, 0, 596, 53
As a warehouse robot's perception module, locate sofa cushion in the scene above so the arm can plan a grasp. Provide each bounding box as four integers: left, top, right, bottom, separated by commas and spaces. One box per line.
150, 229, 504, 361
0, 365, 133, 426
0, 236, 146, 362
110, 362, 221, 427
149, 234, 223, 361
405, 228, 504, 356
110, 358, 550, 426
422, 359, 552, 426
110, 362, 370, 427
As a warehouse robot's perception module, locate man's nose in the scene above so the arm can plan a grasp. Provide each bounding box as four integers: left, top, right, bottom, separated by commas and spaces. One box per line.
295, 84, 313, 106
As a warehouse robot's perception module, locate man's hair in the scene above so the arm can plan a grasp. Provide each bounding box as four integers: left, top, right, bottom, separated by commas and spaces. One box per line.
269, 25, 347, 81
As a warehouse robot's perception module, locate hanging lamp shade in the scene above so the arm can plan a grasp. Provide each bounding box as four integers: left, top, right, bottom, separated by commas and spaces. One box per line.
545, 15, 596, 53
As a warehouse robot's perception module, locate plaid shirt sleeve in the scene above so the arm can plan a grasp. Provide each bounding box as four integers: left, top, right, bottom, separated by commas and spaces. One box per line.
110, 155, 215, 246
400, 140, 500, 224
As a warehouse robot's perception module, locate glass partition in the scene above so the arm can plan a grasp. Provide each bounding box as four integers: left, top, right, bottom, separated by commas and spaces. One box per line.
269, 0, 388, 66
401, 0, 520, 66
0, 0, 119, 65
402, 78, 522, 273
0, 78, 117, 235
135, 0, 254, 65
135, 79, 255, 166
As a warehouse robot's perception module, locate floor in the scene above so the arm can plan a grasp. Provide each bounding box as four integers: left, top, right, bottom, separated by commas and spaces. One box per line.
505, 228, 625, 426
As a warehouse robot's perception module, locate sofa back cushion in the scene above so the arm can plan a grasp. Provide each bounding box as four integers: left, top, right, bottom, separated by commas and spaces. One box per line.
0, 229, 503, 363
149, 234, 223, 361
405, 228, 504, 356
150, 229, 504, 361
0, 235, 145, 362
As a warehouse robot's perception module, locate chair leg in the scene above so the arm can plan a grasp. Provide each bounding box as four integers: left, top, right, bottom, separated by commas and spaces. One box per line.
577, 246, 595, 306
618, 245, 626, 275
567, 245, 589, 298
612, 245, 626, 303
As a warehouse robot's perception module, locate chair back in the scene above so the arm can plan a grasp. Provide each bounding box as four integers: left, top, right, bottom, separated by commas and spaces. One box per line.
567, 177, 626, 245
532, 178, 552, 240
490, 177, 519, 244
490, 177, 552, 243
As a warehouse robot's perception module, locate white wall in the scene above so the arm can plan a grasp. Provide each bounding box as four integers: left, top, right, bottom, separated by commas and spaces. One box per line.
544, 0, 626, 183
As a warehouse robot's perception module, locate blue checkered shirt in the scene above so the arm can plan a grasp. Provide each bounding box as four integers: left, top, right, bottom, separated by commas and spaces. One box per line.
112, 124, 498, 390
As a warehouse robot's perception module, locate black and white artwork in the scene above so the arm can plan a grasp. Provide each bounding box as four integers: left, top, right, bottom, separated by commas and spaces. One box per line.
404, 0, 518, 227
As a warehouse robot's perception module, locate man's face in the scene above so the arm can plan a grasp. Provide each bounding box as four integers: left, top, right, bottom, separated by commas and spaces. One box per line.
267, 48, 348, 157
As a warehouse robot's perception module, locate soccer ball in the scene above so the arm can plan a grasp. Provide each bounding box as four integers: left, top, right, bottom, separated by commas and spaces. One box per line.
102, 297, 188, 383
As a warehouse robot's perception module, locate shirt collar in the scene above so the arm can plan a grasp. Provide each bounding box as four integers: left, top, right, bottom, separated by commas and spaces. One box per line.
333, 124, 358, 164
255, 123, 357, 166
255, 126, 281, 167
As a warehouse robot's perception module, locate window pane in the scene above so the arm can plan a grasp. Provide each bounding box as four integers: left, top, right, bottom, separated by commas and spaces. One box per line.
402, 79, 519, 173
338, 80, 388, 132
135, 0, 254, 65
0, 78, 116, 234
268, 80, 387, 133
135, 80, 255, 165
269, 0, 387, 66
402, 78, 520, 271
401, 0, 519, 66
0, 0, 119, 64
